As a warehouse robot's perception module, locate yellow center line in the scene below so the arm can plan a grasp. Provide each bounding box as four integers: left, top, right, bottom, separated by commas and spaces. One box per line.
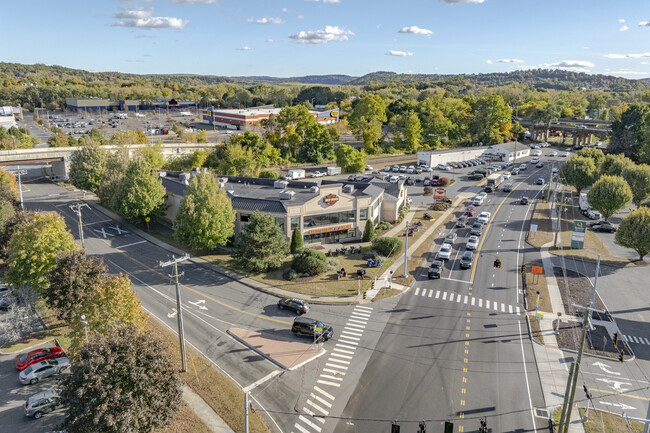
589, 388, 650, 402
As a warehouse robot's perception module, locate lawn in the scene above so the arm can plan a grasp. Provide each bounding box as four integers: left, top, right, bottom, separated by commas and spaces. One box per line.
523, 259, 553, 345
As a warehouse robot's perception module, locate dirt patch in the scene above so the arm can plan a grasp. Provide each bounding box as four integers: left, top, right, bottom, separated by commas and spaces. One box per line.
372, 288, 402, 302
554, 267, 605, 315
524, 261, 553, 313
555, 321, 620, 360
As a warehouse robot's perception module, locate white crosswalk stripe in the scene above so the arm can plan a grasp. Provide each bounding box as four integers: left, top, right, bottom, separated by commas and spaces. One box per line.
442, 291, 448, 300
415, 287, 420, 296
471, 297, 475, 306
429, 290, 434, 297
410, 289, 523, 316
421, 288, 428, 297
435, 290, 440, 299
623, 335, 650, 345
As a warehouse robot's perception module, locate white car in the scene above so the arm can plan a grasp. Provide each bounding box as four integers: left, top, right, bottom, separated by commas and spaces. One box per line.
472, 196, 484, 206
561, 152, 570, 157
502, 172, 511, 179
549, 151, 558, 156
384, 166, 392, 172
436, 243, 453, 260
466, 235, 479, 250
586, 209, 602, 220
552, 167, 559, 173
438, 164, 451, 171
531, 157, 540, 164
366, 165, 373, 171
422, 166, 433, 172
519, 164, 528, 170
406, 167, 415, 174
533, 150, 542, 156
477, 211, 491, 224
311, 171, 325, 178
477, 192, 487, 199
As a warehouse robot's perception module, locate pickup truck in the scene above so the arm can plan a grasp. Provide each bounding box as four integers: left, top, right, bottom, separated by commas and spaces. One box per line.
311, 171, 325, 178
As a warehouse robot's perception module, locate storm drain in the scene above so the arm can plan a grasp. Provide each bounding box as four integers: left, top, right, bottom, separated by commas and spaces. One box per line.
535, 408, 550, 418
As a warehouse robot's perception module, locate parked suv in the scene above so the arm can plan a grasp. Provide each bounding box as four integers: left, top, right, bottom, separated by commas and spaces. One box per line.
24, 390, 63, 419
277, 298, 310, 315
291, 317, 334, 341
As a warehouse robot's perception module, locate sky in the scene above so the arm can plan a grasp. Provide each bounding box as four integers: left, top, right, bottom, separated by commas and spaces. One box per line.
3, 0, 650, 79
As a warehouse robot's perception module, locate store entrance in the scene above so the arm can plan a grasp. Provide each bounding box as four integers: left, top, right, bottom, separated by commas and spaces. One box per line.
304, 228, 356, 244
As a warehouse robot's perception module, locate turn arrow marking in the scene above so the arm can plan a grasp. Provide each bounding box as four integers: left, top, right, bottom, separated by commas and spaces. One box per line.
592, 361, 621, 376
599, 401, 636, 410
167, 308, 177, 318
596, 378, 631, 392
188, 299, 208, 310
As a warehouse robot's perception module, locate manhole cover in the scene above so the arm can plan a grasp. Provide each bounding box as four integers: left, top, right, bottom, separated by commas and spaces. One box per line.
535, 408, 549, 418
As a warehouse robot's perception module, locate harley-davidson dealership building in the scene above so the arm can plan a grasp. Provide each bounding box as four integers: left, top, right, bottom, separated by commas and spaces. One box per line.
162, 174, 408, 245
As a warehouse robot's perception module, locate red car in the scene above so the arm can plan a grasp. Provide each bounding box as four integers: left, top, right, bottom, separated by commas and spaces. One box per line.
15, 347, 66, 371
464, 206, 476, 217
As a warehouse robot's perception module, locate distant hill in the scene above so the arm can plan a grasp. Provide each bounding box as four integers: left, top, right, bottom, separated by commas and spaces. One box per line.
229, 75, 356, 85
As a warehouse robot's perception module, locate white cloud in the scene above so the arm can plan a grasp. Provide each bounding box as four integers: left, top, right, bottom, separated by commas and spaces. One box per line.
642, 61, 649, 65
249, 17, 285, 24
114, 16, 189, 29
387, 50, 413, 57
486, 59, 492, 64
282, 7, 288, 12
604, 52, 650, 59
237, 46, 254, 50
289, 25, 353, 44
297, 14, 304, 19
639, 21, 650, 27
444, 0, 486, 3
113, 7, 154, 19
266, 39, 276, 43
304, 0, 340, 2
619, 19, 625, 23
609, 70, 650, 76
169, 0, 221, 4
398, 26, 433, 35
541, 60, 594, 68
619, 25, 629, 31
495, 58, 524, 63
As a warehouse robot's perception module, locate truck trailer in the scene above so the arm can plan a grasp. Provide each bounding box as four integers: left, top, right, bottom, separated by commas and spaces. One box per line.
484, 173, 503, 192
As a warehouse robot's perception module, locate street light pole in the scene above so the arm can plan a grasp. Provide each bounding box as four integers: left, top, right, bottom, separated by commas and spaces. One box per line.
11, 166, 27, 210
160, 254, 190, 372
70, 202, 90, 249
402, 220, 409, 278
80, 314, 89, 344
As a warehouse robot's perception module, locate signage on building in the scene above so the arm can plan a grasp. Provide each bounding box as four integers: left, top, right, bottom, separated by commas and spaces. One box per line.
330, 110, 339, 118
571, 220, 586, 249
433, 195, 447, 200
323, 194, 339, 206
307, 224, 352, 235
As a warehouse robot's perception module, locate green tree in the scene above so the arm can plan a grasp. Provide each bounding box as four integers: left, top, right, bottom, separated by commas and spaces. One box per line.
139, 142, 165, 170
587, 175, 633, 220
111, 160, 167, 223
470, 94, 512, 145
61, 325, 182, 433
530, 102, 561, 141
292, 248, 327, 276
348, 93, 387, 153
0, 198, 16, 234
622, 164, 650, 207
197, 129, 208, 143
290, 227, 303, 254
98, 148, 129, 207
560, 156, 598, 195
615, 207, 650, 260
69, 144, 108, 192
335, 144, 367, 173
601, 153, 633, 176
610, 104, 649, 162
6, 213, 77, 292
234, 211, 289, 272
403, 110, 422, 152
208, 142, 261, 177
173, 173, 235, 250
298, 123, 334, 163
372, 237, 402, 257
576, 147, 605, 170
259, 170, 280, 179
0, 210, 34, 260
362, 219, 376, 242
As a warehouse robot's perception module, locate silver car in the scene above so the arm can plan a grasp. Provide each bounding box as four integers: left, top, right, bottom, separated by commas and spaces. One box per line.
19, 358, 70, 385
24, 390, 63, 419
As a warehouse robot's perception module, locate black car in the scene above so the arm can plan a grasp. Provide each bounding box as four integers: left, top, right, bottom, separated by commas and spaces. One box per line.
428, 260, 443, 279
592, 224, 617, 233
291, 317, 334, 341
588, 220, 612, 228
278, 298, 310, 315
459, 251, 474, 269
406, 177, 415, 185
469, 173, 484, 181
470, 222, 483, 236
456, 216, 468, 228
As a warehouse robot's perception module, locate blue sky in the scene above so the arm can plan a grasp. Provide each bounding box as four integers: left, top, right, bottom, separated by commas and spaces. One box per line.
3, 0, 650, 78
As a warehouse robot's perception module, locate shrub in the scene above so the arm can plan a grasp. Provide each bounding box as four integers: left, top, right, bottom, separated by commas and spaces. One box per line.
377, 221, 392, 231
438, 177, 450, 186
292, 248, 328, 276
372, 237, 403, 257
283, 268, 300, 280
362, 219, 376, 242
423, 186, 433, 195
290, 227, 304, 254
259, 170, 280, 179
431, 203, 450, 211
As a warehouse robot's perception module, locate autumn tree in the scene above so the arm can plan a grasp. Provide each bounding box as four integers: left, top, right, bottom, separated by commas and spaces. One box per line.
587, 175, 632, 220
335, 144, 367, 173
234, 211, 289, 272
560, 156, 598, 195
0, 167, 18, 200
69, 144, 109, 192
174, 173, 235, 250
615, 207, 650, 261
6, 212, 77, 292
348, 93, 387, 153
622, 164, 650, 207
111, 160, 167, 223
61, 325, 182, 433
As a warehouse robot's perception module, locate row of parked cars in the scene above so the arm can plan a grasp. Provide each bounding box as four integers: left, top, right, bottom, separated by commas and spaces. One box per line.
438, 158, 489, 171
384, 164, 433, 174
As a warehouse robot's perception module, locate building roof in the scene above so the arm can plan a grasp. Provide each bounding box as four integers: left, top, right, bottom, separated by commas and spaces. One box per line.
492, 142, 525, 153
230, 196, 286, 214
210, 107, 283, 117
418, 146, 485, 155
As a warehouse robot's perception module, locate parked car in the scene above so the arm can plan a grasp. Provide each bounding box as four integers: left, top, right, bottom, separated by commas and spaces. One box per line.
16, 347, 66, 371
459, 251, 474, 269
592, 224, 616, 233
277, 298, 310, 315
311, 171, 325, 178
24, 390, 64, 419
456, 216, 468, 228
428, 260, 443, 279
384, 166, 392, 172
0, 296, 15, 311
550, 151, 558, 156
503, 183, 513, 192
366, 165, 373, 171
399, 166, 407, 173
444, 232, 458, 244
0, 283, 10, 298
586, 209, 602, 220
588, 220, 612, 228
466, 235, 479, 250
477, 212, 491, 224
521, 196, 529, 205
438, 164, 451, 171
436, 243, 453, 261
291, 317, 333, 341
469, 173, 484, 181
561, 152, 570, 157
19, 357, 71, 385
470, 222, 483, 236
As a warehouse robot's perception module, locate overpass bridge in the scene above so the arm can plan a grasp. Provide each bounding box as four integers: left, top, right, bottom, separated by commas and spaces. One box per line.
0, 143, 212, 180
517, 118, 612, 146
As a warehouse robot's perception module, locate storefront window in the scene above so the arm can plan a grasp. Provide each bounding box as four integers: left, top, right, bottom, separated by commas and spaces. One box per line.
304, 211, 355, 228
359, 208, 368, 221
240, 214, 250, 222
275, 217, 285, 233
291, 217, 300, 230
304, 228, 356, 244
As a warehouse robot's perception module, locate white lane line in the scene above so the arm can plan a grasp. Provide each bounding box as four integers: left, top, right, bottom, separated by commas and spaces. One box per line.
330, 352, 353, 360
493, 274, 495, 278
479, 299, 483, 308
355, 305, 373, 312
471, 297, 476, 306
486, 300, 490, 309
516, 306, 521, 316
509, 305, 513, 314
314, 386, 335, 400
428, 290, 434, 298
439, 277, 473, 284
421, 288, 428, 297
294, 422, 311, 433
351, 311, 371, 318
347, 318, 367, 325
323, 368, 345, 376
491, 283, 494, 287
118, 240, 147, 249
326, 362, 348, 371
299, 415, 323, 432
435, 290, 440, 299
303, 406, 326, 423
311, 392, 333, 407
464, 295, 468, 304
442, 292, 448, 300
306, 399, 330, 415
337, 339, 358, 346
84, 219, 112, 226
456, 294, 462, 303
333, 347, 355, 355
415, 287, 420, 296
320, 374, 343, 381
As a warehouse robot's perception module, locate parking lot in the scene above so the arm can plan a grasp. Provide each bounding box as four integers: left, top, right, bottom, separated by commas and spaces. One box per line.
0, 344, 67, 433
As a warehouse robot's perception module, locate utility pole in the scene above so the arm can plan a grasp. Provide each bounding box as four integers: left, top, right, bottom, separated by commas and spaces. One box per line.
589, 255, 601, 325
402, 220, 409, 278
69, 202, 90, 249
244, 391, 250, 433
160, 254, 190, 372
11, 166, 27, 210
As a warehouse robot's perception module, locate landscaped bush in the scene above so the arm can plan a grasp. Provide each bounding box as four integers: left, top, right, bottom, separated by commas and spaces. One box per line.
371, 237, 403, 257
397, 205, 409, 223
431, 203, 450, 211
259, 170, 280, 179
438, 177, 450, 186
292, 248, 328, 276
376, 221, 392, 231
423, 186, 434, 195
283, 268, 300, 280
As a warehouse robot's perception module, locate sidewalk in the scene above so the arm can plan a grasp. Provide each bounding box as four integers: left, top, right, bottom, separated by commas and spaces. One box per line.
182, 386, 235, 433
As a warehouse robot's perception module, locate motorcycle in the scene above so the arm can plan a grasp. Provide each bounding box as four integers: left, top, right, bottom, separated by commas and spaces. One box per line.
367, 258, 383, 268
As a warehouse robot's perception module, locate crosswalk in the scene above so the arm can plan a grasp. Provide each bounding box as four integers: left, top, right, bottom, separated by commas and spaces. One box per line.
622, 334, 650, 345
412, 287, 521, 316
292, 305, 373, 433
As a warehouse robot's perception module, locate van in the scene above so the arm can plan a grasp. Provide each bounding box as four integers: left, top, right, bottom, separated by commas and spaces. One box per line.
389, 175, 399, 184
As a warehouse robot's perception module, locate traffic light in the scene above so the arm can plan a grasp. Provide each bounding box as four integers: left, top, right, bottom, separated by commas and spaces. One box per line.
390, 422, 400, 433
371, 280, 376, 290
479, 417, 487, 433
444, 421, 453, 433
613, 332, 619, 347
520, 264, 527, 274
493, 258, 501, 269
583, 385, 592, 400
619, 349, 625, 363
418, 422, 426, 433
362, 290, 367, 300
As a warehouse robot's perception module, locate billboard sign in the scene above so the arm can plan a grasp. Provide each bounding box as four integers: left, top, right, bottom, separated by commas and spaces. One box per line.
571, 219, 587, 249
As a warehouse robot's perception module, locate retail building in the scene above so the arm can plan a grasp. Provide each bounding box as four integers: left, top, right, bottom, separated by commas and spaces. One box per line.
200, 105, 339, 130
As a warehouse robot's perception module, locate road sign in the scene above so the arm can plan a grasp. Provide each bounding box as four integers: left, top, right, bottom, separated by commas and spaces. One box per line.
530, 224, 538, 233
571, 219, 587, 249
145, 216, 151, 222
435, 187, 446, 195
536, 312, 544, 320
531, 265, 543, 274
